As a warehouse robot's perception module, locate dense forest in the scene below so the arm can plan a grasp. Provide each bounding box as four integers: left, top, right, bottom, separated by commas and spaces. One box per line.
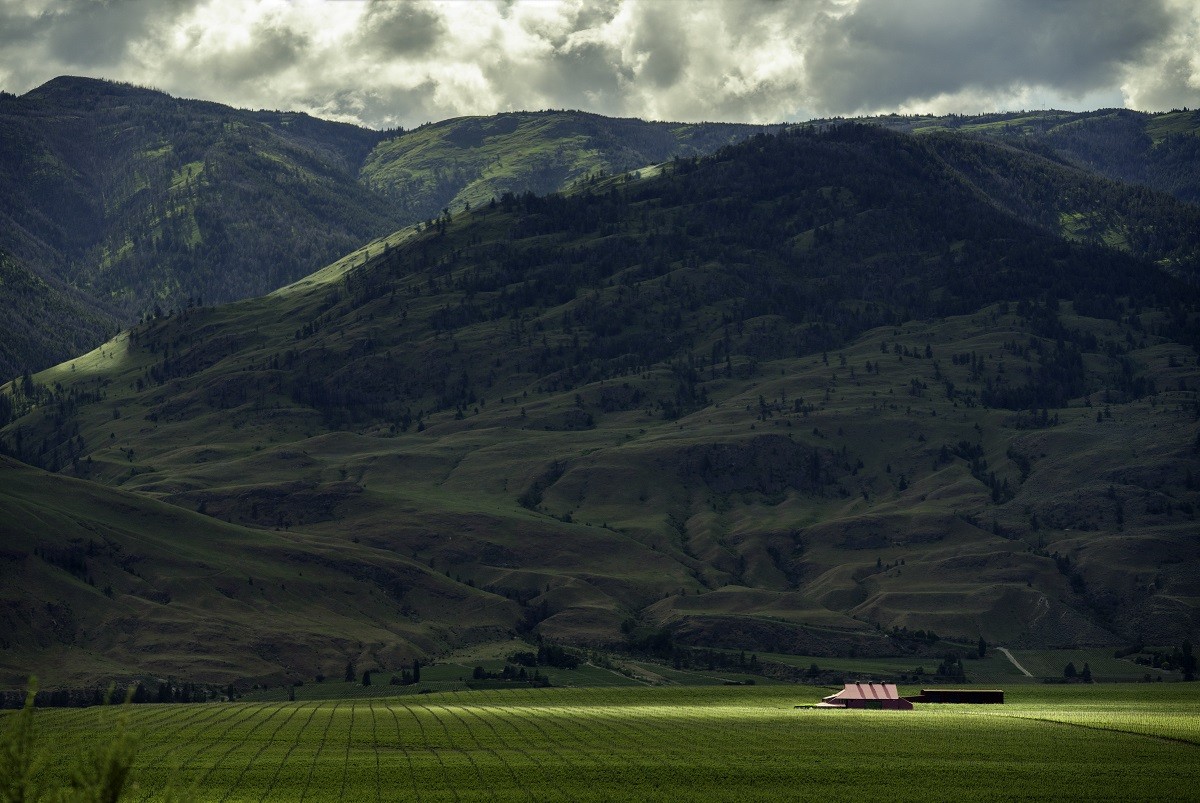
0, 249, 118, 380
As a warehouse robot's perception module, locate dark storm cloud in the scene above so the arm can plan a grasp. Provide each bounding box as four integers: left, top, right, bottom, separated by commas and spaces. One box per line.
310, 80, 442, 129
41, 0, 196, 68
0, 7, 51, 48
629, 5, 688, 89
806, 0, 1176, 112
493, 3, 631, 116
1135, 52, 1200, 112
360, 0, 446, 57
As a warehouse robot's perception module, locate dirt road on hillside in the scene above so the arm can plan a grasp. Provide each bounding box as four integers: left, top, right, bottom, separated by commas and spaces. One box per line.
997, 647, 1033, 677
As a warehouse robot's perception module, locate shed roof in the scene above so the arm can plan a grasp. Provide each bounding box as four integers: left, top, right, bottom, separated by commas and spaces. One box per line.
823, 682, 901, 702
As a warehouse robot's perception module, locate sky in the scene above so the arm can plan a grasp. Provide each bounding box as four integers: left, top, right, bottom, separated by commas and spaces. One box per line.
1, 0, 1198, 131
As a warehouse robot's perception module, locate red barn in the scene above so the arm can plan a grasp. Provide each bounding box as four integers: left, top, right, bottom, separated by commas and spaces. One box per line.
816, 682, 914, 710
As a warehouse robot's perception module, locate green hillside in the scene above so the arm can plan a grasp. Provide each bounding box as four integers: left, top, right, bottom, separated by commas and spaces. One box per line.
4, 80, 1198, 384
2, 125, 1198, 685
361, 110, 778, 224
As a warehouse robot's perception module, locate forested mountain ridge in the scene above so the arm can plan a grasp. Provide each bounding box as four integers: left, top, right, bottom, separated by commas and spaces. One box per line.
0, 76, 399, 374
3, 77, 1199, 381
859, 107, 1200, 205
0, 77, 775, 377
3, 124, 1198, 686
0, 248, 119, 381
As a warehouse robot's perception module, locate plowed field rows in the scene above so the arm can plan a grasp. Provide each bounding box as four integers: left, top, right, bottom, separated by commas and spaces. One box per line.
17, 684, 1200, 800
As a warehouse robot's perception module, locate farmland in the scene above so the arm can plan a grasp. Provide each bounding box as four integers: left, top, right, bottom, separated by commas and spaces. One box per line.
12, 683, 1200, 800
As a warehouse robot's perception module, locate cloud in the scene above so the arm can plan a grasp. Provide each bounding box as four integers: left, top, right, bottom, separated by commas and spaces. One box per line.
805, 0, 1176, 114
1121, 0, 1200, 112
198, 19, 310, 84
360, 1, 445, 57
0, 0, 1196, 130
628, 5, 688, 89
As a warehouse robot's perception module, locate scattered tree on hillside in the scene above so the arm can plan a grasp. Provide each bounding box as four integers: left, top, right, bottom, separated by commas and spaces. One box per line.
937, 653, 967, 681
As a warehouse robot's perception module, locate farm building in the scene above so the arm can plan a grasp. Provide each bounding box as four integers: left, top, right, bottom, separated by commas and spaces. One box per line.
816, 682, 914, 710
906, 689, 1004, 704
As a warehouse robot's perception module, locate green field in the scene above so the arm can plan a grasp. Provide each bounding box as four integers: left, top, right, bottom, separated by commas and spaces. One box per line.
11, 684, 1200, 800
730, 648, 1026, 684
1007, 648, 1177, 683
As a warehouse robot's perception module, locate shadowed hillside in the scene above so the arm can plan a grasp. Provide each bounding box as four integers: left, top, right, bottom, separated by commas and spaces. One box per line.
2, 125, 1198, 685
0, 248, 118, 380
0, 455, 517, 687
862, 108, 1200, 206
1, 76, 397, 308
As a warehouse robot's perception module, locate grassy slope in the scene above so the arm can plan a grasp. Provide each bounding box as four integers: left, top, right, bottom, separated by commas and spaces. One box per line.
360, 111, 777, 224
0, 455, 522, 687
2, 127, 1198, 684
7, 307, 1196, 675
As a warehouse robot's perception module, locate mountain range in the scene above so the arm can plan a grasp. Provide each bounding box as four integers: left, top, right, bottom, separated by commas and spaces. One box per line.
0, 76, 776, 379
1, 80, 1199, 687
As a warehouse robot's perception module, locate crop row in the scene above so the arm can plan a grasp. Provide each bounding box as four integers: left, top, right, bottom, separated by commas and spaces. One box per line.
21, 684, 1200, 800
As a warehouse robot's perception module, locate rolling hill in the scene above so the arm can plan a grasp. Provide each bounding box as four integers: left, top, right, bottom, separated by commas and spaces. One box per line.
2, 123, 1198, 687
0, 454, 514, 687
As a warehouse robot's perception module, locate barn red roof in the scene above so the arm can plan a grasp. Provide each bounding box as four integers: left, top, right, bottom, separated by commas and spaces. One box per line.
823, 682, 901, 702
812, 682, 913, 709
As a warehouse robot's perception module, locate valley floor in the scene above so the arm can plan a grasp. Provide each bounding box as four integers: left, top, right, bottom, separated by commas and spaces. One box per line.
15, 683, 1200, 800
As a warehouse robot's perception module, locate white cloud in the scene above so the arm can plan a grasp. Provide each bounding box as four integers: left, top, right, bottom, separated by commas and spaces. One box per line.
1, 0, 1196, 128
1120, 0, 1200, 111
